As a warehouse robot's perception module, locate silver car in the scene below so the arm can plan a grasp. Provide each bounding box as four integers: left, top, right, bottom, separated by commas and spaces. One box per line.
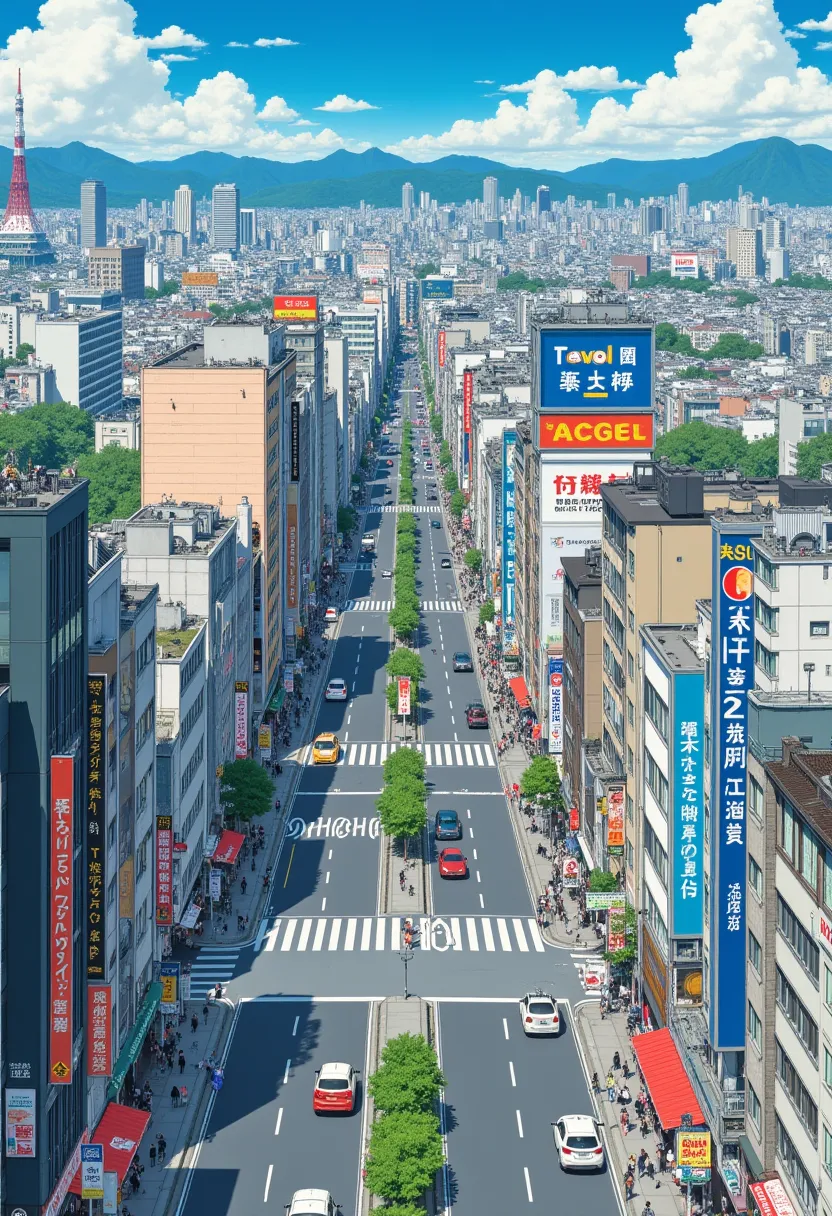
519, 992, 560, 1035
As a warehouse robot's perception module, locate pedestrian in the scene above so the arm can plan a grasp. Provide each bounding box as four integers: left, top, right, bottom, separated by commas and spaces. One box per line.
641, 1204, 653, 1216
178, 1049, 186, 1074
148, 1143, 156, 1169
624, 1172, 635, 1202
613, 1050, 622, 1071
620, 1107, 629, 1136
646, 1158, 656, 1185
656, 1145, 666, 1173
666, 1146, 675, 1173
240, 877, 247, 895
157, 1134, 167, 1164
621, 1084, 631, 1104
638, 1149, 648, 1177
203, 1004, 209, 1026
191, 1012, 198, 1035
607, 1072, 616, 1103
170, 1085, 180, 1107
591, 1071, 600, 1093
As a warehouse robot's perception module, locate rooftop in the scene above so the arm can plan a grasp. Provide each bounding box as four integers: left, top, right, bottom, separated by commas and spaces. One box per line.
641, 623, 703, 672
156, 626, 202, 660
0, 465, 85, 511
767, 740, 832, 845
601, 480, 710, 527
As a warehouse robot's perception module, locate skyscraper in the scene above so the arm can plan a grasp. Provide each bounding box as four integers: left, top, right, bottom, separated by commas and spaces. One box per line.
677, 182, 689, 217
80, 180, 106, 252
402, 182, 414, 220
174, 184, 196, 243
763, 216, 787, 252
606, 192, 617, 210
0, 72, 54, 265
726, 226, 764, 278
212, 183, 240, 251
240, 208, 257, 246
483, 176, 499, 222
536, 185, 551, 213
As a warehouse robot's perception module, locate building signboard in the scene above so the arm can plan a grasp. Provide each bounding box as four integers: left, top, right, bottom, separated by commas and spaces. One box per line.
86, 676, 107, 979
540, 462, 636, 522
181, 271, 218, 287
438, 330, 446, 368
676, 1131, 711, 1169
290, 400, 300, 482
87, 985, 113, 1077
81, 1145, 104, 1201
548, 656, 563, 754
671, 253, 699, 279
273, 295, 317, 320
5, 1088, 36, 1157
606, 784, 625, 855
286, 491, 299, 614
501, 431, 517, 646
538, 326, 653, 411
420, 278, 454, 300
50, 756, 74, 1084
397, 677, 411, 717
235, 681, 249, 759
538, 412, 654, 450
672, 671, 705, 937
155, 814, 173, 925
159, 962, 179, 1013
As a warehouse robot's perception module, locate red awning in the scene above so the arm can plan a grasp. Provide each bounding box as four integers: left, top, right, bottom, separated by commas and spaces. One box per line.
631, 1028, 705, 1130
749, 1178, 797, 1216
69, 1104, 150, 1193
212, 829, 246, 865
508, 676, 531, 708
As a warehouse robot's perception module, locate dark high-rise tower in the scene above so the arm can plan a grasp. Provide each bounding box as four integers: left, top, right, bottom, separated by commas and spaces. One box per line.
0, 72, 54, 265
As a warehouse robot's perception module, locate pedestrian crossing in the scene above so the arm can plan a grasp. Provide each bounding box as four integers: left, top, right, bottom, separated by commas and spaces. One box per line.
258, 915, 546, 955
186, 947, 240, 991
303, 741, 496, 767
342, 599, 462, 612
362, 504, 441, 514
420, 600, 462, 612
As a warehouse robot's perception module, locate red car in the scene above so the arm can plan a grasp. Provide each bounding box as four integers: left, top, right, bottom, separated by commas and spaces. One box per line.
312, 1062, 358, 1114
465, 703, 489, 729
438, 848, 469, 879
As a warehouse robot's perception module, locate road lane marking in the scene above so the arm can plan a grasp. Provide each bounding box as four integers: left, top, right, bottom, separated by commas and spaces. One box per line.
312, 919, 328, 950
321, 897, 327, 912
345, 918, 357, 950
292, 1017, 299, 1036
497, 919, 512, 951
375, 918, 386, 950
503, 1018, 510, 1039
482, 919, 496, 951
329, 919, 342, 950
264, 1164, 273, 1203
361, 919, 372, 950
325, 871, 330, 884
524, 1168, 533, 1202
274, 1108, 283, 1135
466, 807, 471, 817
297, 919, 312, 951
527, 919, 546, 952
466, 920, 479, 950
479, 893, 485, 908
451, 918, 463, 950
516, 1110, 524, 1138
472, 849, 478, 859
280, 919, 297, 952
254, 918, 269, 951
283, 1059, 291, 1084
509, 1062, 516, 1086
513, 919, 530, 952
282, 843, 296, 888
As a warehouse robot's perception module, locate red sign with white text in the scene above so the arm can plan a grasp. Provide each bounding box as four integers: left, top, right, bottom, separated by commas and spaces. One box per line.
155, 814, 173, 925
87, 985, 113, 1076
273, 295, 318, 320
538, 412, 654, 450
438, 330, 446, 368
50, 756, 74, 1084
463, 371, 473, 433
397, 677, 411, 717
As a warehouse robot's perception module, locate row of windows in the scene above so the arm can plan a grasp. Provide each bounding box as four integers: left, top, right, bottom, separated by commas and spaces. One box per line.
644, 818, 668, 888
644, 884, 668, 954
776, 966, 819, 1061
776, 1039, 819, 1144
180, 636, 205, 693
180, 783, 205, 841
136, 698, 155, 752
181, 736, 204, 800
779, 793, 832, 911
644, 747, 669, 814
776, 1115, 818, 1215
603, 640, 624, 692
777, 893, 820, 983
181, 689, 205, 745
603, 682, 624, 743
603, 554, 626, 605
136, 628, 155, 677
603, 504, 626, 555
643, 678, 669, 742
604, 596, 625, 653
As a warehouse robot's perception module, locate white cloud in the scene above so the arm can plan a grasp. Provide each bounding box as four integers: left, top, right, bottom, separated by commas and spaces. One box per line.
292, 118, 319, 126
315, 94, 379, 112
388, 0, 832, 166
474, 78, 495, 84
784, 27, 808, 36
500, 66, 642, 91
0, 0, 354, 160
257, 95, 299, 121
225, 40, 248, 47
253, 36, 298, 47
144, 24, 205, 48
159, 53, 195, 62
797, 10, 832, 28
817, 37, 832, 45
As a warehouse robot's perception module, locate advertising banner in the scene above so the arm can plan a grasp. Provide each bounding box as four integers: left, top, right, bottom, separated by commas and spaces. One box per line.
562, 856, 580, 887
710, 530, 755, 1050
43, 1132, 91, 1216
50, 755, 74, 1084
608, 901, 627, 951
181, 271, 218, 287
274, 295, 317, 320
501, 431, 517, 645
463, 371, 473, 432
5, 1088, 36, 1157
676, 1131, 711, 1168
671, 253, 699, 279
606, 784, 625, 855
538, 326, 653, 410
210, 869, 223, 900
438, 330, 446, 368
540, 462, 636, 522
569, 807, 580, 832
421, 278, 454, 300
672, 671, 705, 937
290, 400, 300, 482
749, 1179, 800, 1216
87, 985, 113, 1077
542, 524, 604, 594
397, 677, 411, 717
586, 891, 624, 910
81, 1145, 104, 1201
538, 413, 654, 450
87, 676, 107, 980
235, 682, 249, 759
548, 656, 563, 754
159, 962, 180, 1013
258, 724, 273, 753
286, 491, 299, 614
119, 856, 134, 919
155, 814, 173, 926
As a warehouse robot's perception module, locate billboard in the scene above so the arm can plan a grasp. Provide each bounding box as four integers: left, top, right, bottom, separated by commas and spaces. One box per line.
463, 370, 473, 489
606, 783, 625, 855
421, 278, 454, 300
235, 682, 249, 758
87, 985, 113, 1077
542, 524, 603, 587
86, 675, 107, 979
5, 1088, 36, 1157
538, 412, 654, 450
181, 271, 219, 287
501, 431, 517, 645
397, 677, 411, 717
286, 490, 299, 614
540, 461, 636, 522
548, 656, 563, 754
50, 755, 74, 1084
438, 330, 446, 368
672, 671, 705, 937
709, 528, 755, 1050
290, 400, 300, 482
671, 253, 699, 279
274, 295, 318, 320
538, 326, 652, 410
155, 814, 173, 925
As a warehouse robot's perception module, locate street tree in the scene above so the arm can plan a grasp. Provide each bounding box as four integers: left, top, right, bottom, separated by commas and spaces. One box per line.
797, 433, 832, 479
337, 505, 357, 535
364, 1111, 444, 1202
443, 470, 459, 494
377, 778, 427, 857
604, 902, 638, 970
397, 512, 417, 534
464, 549, 483, 574
386, 649, 426, 682
520, 755, 563, 810
654, 420, 748, 471
449, 490, 466, 519
479, 601, 495, 625
589, 869, 618, 892
383, 745, 425, 783
0, 400, 95, 469
369, 1032, 445, 1114
389, 603, 420, 640
76, 447, 141, 525
219, 758, 273, 823
430, 414, 443, 439
740, 435, 779, 479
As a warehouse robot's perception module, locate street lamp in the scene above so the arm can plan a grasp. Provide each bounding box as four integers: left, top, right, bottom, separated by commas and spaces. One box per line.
804, 661, 816, 702
399, 945, 414, 999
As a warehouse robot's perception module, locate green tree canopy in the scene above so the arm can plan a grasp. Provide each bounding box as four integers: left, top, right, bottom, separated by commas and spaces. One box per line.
653, 420, 748, 471
655, 323, 695, 355
397, 512, 417, 534
430, 414, 443, 439
449, 490, 466, 519
703, 332, 764, 361
364, 1111, 444, 1202
218, 758, 273, 823
377, 777, 427, 851
383, 746, 426, 783
796, 432, 832, 479
588, 870, 618, 892
604, 902, 638, 968
369, 1033, 445, 1114
479, 601, 495, 625
777, 272, 832, 291
75, 447, 141, 525
414, 263, 440, 280
337, 505, 357, 535
389, 603, 420, 640
724, 289, 758, 308
677, 365, 718, 380
464, 549, 482, 574
386, 649, 426, 681
520, 755, 563, 809
439, 442, 452, 468
443, 470, 459, 494
15, 342, 35, 361
497, 270, 565, 293
740, 434, 779, 479
634, 270, 711, 293
0, 401, 95, 468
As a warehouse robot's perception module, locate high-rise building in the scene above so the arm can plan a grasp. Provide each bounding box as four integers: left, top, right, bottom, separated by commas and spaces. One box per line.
804, 329, 832, 365
606, 192, 617, 210
87, 245, 145, 299
419, 191, 431, 211
677, 181, 689, 216
762, 216, 787, 252
35, 310, 123, 413
726, 226, 764, 278
174, 184, 196, 243
212, 183, 240, 251
483, 176, 499, 222
0, 72, 54, 265
767, 248, 790, 282
80, 179, 107, 252
638, 200, 665, 236
240, 207, 257, 247
536, 185, 551, 213
402, 182, 414, 219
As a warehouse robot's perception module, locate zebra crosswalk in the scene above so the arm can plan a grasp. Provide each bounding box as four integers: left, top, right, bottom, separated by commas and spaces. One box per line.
186, 946, 240, 991
303, 740, 496, 767
258, 914, 546, 955
362, 504, 441, 514
420, 600, 462, 612
343, 599, 393, 612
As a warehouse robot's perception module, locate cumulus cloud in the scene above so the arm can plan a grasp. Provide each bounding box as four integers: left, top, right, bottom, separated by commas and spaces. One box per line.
257, 95, 299, 121
315, 94, 378, 112
159, 53, 195, 62
784, 27, 808, 35
797, 10, 832, 28
144, 24, 206, 48
500, 66, 642, 91
293, 118, 319, 126
817, 38, 832, 45
0, 0, 351, 159
474, 78, 495, 84
253, 36, 298, 47
388, 0, 832, 165
225, 40, 248, 47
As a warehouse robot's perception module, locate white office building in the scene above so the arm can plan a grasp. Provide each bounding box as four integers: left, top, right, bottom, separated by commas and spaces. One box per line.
174, 184, 196, 243
212, 183, 240, 252
35, 309, 123, 414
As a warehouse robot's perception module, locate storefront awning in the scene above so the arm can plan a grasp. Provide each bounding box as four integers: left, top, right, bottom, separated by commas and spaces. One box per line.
576, 834, 595, 871
749, 1178, 797, 1216
107, 982, 162, 1098
631, 1027, 705, 1130
268, 688, 286, 713
69, 1104, 150, 1194
508, 676, 531, 708
212, 829, 246, 865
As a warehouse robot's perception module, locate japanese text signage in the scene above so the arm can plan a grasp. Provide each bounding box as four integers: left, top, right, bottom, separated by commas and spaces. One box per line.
86, 676, 107, 979
235, 682, 249, 759
397, 677, 411, 717
155, 814, 173, 926
538, 326, 653, 411
749, 1179, 800, 1216
81, 1144, 104, 1201
286, 493, 299, 614
548, 656, 563, 755
538, 412, 654, 450
606, 784, 625, 855
86, 985, 113, 1077
710, 530, 755, 1050
463, 370, 473, 492
672, 671, 705, 937
5, 1088, 36, 1157
438, 330, 446, 368
676, 1131, 711, 1169
274, 295, 317, 320
50, 756, 74, 1084
421, 278, 454, 300
608, 901, 627, 951
501, 431, 517, 648
160, 962, 180, 1012
290, 400, 300, 482
541, 462, 635, 522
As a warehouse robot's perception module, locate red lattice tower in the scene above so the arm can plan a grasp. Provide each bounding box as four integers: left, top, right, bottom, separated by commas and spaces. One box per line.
2, 71, 43, 234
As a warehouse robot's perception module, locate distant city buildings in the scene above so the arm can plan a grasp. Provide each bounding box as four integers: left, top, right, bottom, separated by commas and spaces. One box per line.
212, 183, 240, 252
174, 183, 197, 243
87, 244, 145, 299
81, 179, 107, 251
483, 175, 499, 222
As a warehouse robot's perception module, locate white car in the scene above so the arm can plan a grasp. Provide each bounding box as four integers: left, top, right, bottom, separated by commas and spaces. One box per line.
552, 1114, 605, 1171
381, 569, 392, 578
286, 1190, 340, 1216
325, 679, 347, 701
324, 606, 339, 623
519, 992, 560, 1035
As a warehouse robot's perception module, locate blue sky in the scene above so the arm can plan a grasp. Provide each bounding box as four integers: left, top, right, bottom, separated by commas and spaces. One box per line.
3, 0, 832, 165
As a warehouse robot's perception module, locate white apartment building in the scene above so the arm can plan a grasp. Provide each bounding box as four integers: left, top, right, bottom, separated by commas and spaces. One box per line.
174, 184, 196, 243
35, 309, 123, 414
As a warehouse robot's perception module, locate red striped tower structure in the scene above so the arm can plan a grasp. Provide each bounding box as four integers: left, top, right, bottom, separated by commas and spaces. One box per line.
0, 71, 54, 265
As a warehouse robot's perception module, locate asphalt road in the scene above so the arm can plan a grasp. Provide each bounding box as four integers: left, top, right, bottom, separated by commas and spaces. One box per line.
180, 338, 599, 1216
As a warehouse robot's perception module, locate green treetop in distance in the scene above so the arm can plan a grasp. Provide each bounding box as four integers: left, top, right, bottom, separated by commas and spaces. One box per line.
364, 1111, 444, 1203
797, 432, 832, 479
76, 447, 141, 525
219, 758, 273, 822
368, 1032, 446, 1114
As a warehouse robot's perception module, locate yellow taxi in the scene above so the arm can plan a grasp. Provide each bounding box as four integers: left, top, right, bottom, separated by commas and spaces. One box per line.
311, 732, 340, 764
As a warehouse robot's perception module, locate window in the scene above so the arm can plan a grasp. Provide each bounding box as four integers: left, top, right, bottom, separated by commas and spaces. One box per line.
136, 828, 151, 878
776, 967, 819, 1060
644, 885, 668, 952
628, 550, 635, 579
644, 819, 668, 886
603, 640, 625, 691
749, 854, 763, 900
628, 608, 635, 634
626, 793, 634, 822
603, 504, 626, 555
627, 745, 634, 776
755, 639, 778, 679
825, 852, 832, 910
748, 1083, 761, 1132
748, 1001, 762, 1051
628, 651, 635, 680
748, 929, 762, 975
181, 736, 204, 799
136, 697, 154, 751
749, 775, 764, 824
136, 628, 156, 676
777, 1115, 819, 1213
778, 894, 819, 982
776, 1041, 818, 1143
755, 550, 778, 590
604, 555, 626, 604
755, 597, 778, 634
644, 679, 669, 741
826, 1047, 832, 1089
824, 1127, 832, 1179
627, 698, 634, 727
604, 597, 625, 652
644, 748, 669, 812
603, 683, 624, 742
802, 823, 820, 890
826, 967, 832, 1009
181, 688, 205, 743
626, 838, 634, 870
181, 636, 205, 692
810, 621, 830, 638
107, 876, 117, 909
780, 798, 796, 865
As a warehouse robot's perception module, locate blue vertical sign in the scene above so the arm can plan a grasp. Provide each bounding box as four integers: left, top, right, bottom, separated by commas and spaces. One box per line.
672, 671, 705, 937
502, 431, 517, 646
709, 528, 755, 1050
549, 656, 564, 754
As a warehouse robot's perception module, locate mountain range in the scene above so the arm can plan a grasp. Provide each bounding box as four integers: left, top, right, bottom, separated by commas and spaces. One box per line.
2, 137, 832, 210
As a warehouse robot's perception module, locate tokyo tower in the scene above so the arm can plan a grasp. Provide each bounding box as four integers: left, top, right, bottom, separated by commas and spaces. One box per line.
0, 71, 54, 265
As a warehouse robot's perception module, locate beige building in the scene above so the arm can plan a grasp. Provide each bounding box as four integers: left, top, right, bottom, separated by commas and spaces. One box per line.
726, 226, 764, 279
88, 245, 145, 300
141, 321, 296, 700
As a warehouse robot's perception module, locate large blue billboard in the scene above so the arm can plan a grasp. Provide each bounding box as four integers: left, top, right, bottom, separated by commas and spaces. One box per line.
672, 671, 705, 938
502, 431, 517, 648
421, 278, 454, 300
709, 527, 755, 1051
539, 326, 653, 410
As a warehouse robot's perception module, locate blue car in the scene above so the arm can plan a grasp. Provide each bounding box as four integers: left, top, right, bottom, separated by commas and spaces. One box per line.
434, 810, 462, 840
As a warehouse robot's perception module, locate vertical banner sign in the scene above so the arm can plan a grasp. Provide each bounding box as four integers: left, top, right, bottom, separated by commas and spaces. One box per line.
397, 677, 411, 717
548, 656, 563, 754
569, 807, 580, 832
235, 681, 249, 759
86, 985, 113, 1077
290, 400, 300, 483
258, 724, 273, 754
86, 675, 107, 979
463, 370, 473, 491
438, 329, 446, 369
50, 755, 74, 1084
606, 784, 625, 856
5, 1088, 36, 1157
286, 490, 299, 615
673, 672, 705, 937
501, 431, 517, 647
81, 1145, 104, 1201
155, 814, 173, 925
607, 900, 627, 951
710, 530, 754, 1050
159, 961, 180, 1012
